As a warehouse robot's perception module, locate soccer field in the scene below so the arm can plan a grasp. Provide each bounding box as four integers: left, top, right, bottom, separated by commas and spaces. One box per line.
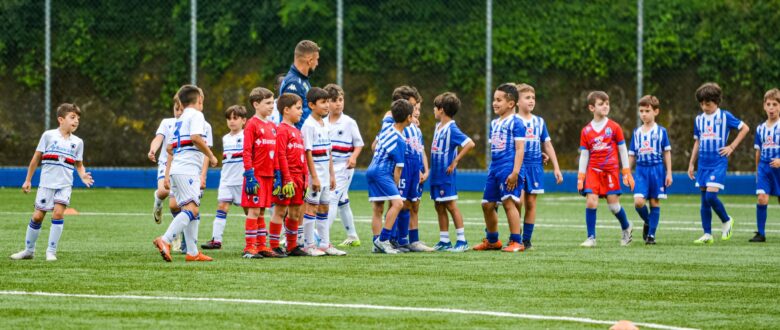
1, 188, 778, 329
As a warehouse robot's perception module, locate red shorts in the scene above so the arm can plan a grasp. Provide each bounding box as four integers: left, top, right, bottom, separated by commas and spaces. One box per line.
582, 168, 621, 197
242, 177, 274, 208
273, 174, 306, 206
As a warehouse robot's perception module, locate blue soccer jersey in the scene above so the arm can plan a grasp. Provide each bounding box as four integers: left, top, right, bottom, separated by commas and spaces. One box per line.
629, 123, 671, 166
694, 109, 744, 169
367, 128, 406, 178
516, 114, 550, 167
755, 121, 780, 163
280, 65, 312, 130
430, 121, 471, 186
488, 115, 525, 171
403, 124, 424, 168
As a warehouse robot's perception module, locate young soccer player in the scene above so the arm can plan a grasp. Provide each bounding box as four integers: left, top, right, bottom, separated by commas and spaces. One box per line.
430, 92, 475, 252
11, 104, 94, 261
629, 95, 673, 245
473, 83, 527, 253
149, 98, 184, 224
576, 91, 635, 248
688, 82, 749, 244
752, 88, 780, 243
241, 87, 282, 258
201, 105, 248, 250
268, 93, 308, 256
301, 87, 342, 256
368, 99, 413, 254
323, 84, 365, 247
514, 84, 563, 250
153, 85, 217, 262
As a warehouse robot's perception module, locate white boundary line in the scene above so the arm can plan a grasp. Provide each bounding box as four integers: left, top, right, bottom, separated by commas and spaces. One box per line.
0, 291, 698, 330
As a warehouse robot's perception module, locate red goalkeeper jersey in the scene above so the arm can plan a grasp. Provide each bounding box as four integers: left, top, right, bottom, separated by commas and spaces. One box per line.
579, 119, 625, 172
243, 116, 277, 177
275, 121, 308, 182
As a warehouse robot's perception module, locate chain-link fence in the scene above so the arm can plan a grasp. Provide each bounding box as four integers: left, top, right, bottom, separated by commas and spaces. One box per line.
1, 0, 778, 171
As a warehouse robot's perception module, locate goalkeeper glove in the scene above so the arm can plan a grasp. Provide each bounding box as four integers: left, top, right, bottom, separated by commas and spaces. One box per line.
282, 182, 295, 198
621, 168, 635, 191
272, 170, 283, 196
577, 172, 586, 194
243, 169, 259, 195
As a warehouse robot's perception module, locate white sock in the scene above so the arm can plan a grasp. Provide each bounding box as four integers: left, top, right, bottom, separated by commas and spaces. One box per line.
212, 210, 227, 242
327, 202, 338, 229
339, 202, 358, 237
184, 216, 200, 257
153, 191, 162, 209
440, 231, 451, 243
47, 219, 64, 253
25, 219, 42, 252
316, 212, 330, 247
303, 214, 316, 246
456, 228, 465, 242
163, 210, 192, 243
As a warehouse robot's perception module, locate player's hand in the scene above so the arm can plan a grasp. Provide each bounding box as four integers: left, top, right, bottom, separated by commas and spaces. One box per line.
542, 153, 550, 166
209, 155, 218, 167
577, 172, 585, 194
330, 177, 336, 191
687, 163, 695, 180
200, 176, 206, 190
282, 182, 295, 198
554, 170, 563, 184
505, 172, 519, 191
22, 180, 32, 194
446, 161, 458, 175
244, 169, 259, 195
347, 156, 358, 169
163, 176, 171, 190
311, 177, 321, 193
80, 172, 95, 188
771, 158, 780, 168
272, 170, 283, 196
420, 170, 429, 184
718, 145, 735, 157
665, 173, 673, 187
147, 150, 156, 163
622, 168, 635, 191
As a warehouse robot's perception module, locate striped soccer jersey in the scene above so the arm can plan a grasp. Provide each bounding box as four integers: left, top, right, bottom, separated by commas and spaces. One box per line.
629, 123, 671, 166
367, 127, 406, 177
488, 115, 525, 171
430, 120, 471, 186
155, 117, 176, 166
329, 114, 364, 174
694, 109, 743, 169
755, 121, 780, 163
516, 113, 550, 167
220, 131, 244, 186
302, 116, 332, 184
36, 129, 84, 189
170, 108, 209, 176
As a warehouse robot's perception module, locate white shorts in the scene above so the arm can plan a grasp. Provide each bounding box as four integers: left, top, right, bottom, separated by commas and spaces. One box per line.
35, 187, 72, 211
171, 174, 201, 207
218, 184, 242, 206
331, 168, 354, 205
305, 184, 332, 205
157, 163, 167, 180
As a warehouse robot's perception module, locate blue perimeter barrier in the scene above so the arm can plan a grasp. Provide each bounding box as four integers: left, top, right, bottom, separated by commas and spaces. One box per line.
0, 167, 759, 195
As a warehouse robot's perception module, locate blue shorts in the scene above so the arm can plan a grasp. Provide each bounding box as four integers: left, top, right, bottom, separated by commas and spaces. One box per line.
367, 171, 401, 202
695, 166, 726, 190
634, 164, 667, 200
430, 183, 458, 202
482, 167, 520, 203
520, 165, 545, 194
757, 162, 780, 196
399, 165, 422, 202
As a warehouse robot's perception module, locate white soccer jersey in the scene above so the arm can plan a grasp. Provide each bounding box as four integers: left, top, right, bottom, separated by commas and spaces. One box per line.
302, 116, 332, 184
36, 129, 84, 189
220, 130, 244, 186
329, 114, 364, 174
155, 117, 177, 165
170, 108, 209, 176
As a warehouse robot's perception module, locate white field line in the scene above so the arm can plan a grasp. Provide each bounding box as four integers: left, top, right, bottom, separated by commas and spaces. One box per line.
0, 211, 778, 233
0, 291, 698, 330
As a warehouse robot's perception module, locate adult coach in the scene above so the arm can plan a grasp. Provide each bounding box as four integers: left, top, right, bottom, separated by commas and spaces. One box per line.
280, 40, 320, 129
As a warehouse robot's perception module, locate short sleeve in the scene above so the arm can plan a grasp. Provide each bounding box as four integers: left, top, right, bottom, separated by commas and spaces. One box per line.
540, 121, 551, 142
302, 123, 314, 151
392, 139, 406, 167
628, 129, 637, 155
449, 123, 471, 147
614, 122, 625, 145
155, 120, 167, 136
205, 122, 214, 147
754, 127, 761, 150
662, 128, 672, 151
35, 132, 48, 153
190, 112, 205, 136
350, 120, 365, 147
579, 128, 588, 151
693, 118, 700, 140
725, 111, 743, 130
512, 118, 525, 141
75, 139, 84, 161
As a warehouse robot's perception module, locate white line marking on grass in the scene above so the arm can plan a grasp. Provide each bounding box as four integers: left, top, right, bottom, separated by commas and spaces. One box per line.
0, 291, 698, 330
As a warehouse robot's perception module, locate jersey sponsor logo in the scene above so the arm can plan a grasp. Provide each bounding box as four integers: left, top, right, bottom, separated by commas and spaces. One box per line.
701, 126, 719, 140
639, 140, 654, 154
591, 136, 610, 151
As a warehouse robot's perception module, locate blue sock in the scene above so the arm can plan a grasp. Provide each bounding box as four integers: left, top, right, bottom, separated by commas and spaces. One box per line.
379, 228, 392, 241
613, 207, 630, 230
522, 223, 534, 242
649, 207, 660, 237
586, 208, 597, 238
373, 235, 379, 242
757, 204, 767, 236
487, 231, 499, 243
700, 191, 712, 234
635, 206, 650, 223
390, 219, 398, 241
396, 210, 410, 245
409, 229, 419, 243
705, 191, 730, 223
509, 233, 522, 243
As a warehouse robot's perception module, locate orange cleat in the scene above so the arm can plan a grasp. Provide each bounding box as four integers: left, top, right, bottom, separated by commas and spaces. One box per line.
501, 240, 525, 252
153, 237, 172, 262
185, 252, 213, 261
472, 238, 503, 251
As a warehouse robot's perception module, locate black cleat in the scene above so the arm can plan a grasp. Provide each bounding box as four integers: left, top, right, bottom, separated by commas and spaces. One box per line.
271, 247, 289, 258
286, 246, 309, 257
201, 239, 222, 250
522, 239, 533, 250
642, 223, 649, 242
645, 236, 656, 245
749, 232, 766, 243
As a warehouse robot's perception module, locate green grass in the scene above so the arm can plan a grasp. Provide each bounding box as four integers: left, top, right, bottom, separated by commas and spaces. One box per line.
1, 187, 779, 329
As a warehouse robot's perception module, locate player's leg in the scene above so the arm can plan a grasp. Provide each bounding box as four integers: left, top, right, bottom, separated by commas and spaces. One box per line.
433, 201, 451, 250
202, 201, 229, 250
318, 199, 345, 256
444, 200, 467, 252
394, 200, 411, 252
155, 176, 199, 262
408, 199, 432, 252
646, 198, 661, 244
581, 193, 599, 247
475, 173, 502, 250
694, 187, 715, 244
374, 198, 403, 254
605, 193, 632, 246
285, 204, 306, 256
501, 195, 524, 252
522, 193, 537, 249
11, 204, 47, 260
43, 202, 67, 261
336, 196, 360, 246
153, 177, 169, 224
634, 196, 649, 241
180, 201, 210, 261
753, 193, 769, 242
704, 185, 733, 240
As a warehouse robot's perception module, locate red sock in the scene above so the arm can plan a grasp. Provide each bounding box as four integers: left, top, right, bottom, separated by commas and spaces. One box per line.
244, 218, 257, 252
269, 222, 283, 249
257, 216, 267, 248
285, 217, 298, 252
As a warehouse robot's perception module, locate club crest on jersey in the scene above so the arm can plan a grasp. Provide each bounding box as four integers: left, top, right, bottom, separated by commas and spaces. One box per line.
272, 128, 276, 135
715, 118, 722, 125
237, 138, 242, 143
651, 132, 658, 141
71, 143, 76, 149
643, 141, 650, 147
605, 127, 612, 137
269, 151, 275, 159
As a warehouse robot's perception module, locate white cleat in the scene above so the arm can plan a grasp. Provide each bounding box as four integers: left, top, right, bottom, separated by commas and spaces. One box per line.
580, 237, 597, 248
45, 251, 57, 261
721, 218, 734, 240
171, 234, 182, 252
621, 223, 633, 246
153, 196, 163, 224
409, 241, 436, 252
304, 245, 326, 257
373, 238, 399, 254
693, 234, 714, 244
10, 249, 34, 260
320, 245, 347, 256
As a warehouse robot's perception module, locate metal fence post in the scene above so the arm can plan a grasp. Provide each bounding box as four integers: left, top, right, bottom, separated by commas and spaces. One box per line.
485, 0, 492, 168
636, 0, 643, 125
45, 0, 51, 129
191, 0, 197, 85
337, 0, 343, 87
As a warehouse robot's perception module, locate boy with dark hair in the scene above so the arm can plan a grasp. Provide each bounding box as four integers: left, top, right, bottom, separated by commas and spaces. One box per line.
629, 95, 672, 245
577, 91, 634, 248
688, 82, 749, 244
430, 92, 475, 252
11, 104, 94, 261
752, 88, 780, 242
149, 96, 184, 224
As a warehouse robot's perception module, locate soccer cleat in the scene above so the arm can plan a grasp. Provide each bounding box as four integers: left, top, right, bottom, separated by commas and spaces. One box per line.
621, 224, 633, 246
645, 236, 656, 245
46, 251, 57, 261
170, 234, 182, 253
242, 248, 263, 259
580, 236, 597, 247
408, 241, 435, 252
432, 241, 453, 251
693, 234, 714, 244
337, 236, 361, 247
522, 239, 533, 250
271, 247, 289, 257
200, 239, 222, 250
153, 237, 172, 262
185, 252, 213, 261
501, 240, 525, 252
286, 246, 308, 257
449, 240, 469, 253
749, 232, 766, 243
258, 246, 286, 258
642, 222, 649, 242
304, 245, 326, 257
721, 218, 734, 240
472, 238, 503, 251
10, 249, 34, 260
392, 241, 410, 253
320, 245, 347, 256
373, 238, 399, 254
153, 197, 163, 224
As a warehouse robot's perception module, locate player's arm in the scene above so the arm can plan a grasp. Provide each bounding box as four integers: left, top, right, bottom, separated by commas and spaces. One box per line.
349, 121, 365, 169
542, 140, 563, 184
305, 150, 320, 191
577, 149, 589, 193
191, 134, 216, 167
200, 154, 209, 189
328, 152, 336, 191
394, 165, 403, 186
74, 161, 94, 188
688, 140, 700, 180
276, 132, 291, 183
664, 150, 673, 187
720, 123, 750, 157
618, 143, 634, 190
348, 146, 363, 169
21, 151, 42, 193
447, 139, 474, 174
420, 149, 430, 183
148, 134, 164, 163
506, 139, 525, 190
164, 144, 174, 190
